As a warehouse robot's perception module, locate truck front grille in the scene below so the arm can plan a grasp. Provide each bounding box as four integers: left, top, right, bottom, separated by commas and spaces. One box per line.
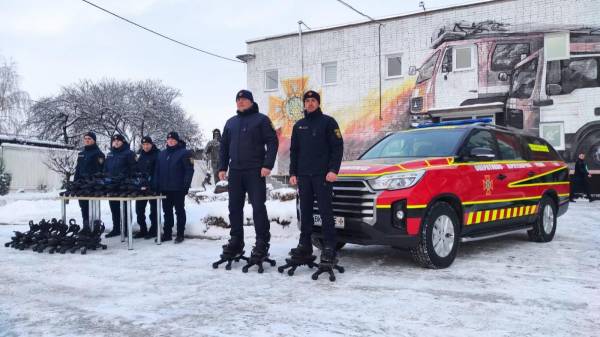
313, 179, 377, 224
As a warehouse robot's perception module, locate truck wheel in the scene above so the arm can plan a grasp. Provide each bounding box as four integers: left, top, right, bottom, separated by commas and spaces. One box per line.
527, 196, 557, 242
311, 237, 346, 251
410, 202, 459, 269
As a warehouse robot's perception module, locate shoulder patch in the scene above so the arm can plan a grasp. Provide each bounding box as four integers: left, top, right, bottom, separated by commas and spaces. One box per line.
189, 157, 195, 165
334, 129, 342, 139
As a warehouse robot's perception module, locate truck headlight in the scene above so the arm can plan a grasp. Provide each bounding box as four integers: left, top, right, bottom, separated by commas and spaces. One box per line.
368, 170, 425, 190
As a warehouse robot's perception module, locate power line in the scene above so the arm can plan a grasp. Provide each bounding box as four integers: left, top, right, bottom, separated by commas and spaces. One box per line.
80, 0, 243, 63
334, 0, 379, 23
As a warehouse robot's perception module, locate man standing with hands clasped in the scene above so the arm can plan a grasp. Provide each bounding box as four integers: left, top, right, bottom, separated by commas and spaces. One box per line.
281, 90, 344, 281
213, 89, 278, 273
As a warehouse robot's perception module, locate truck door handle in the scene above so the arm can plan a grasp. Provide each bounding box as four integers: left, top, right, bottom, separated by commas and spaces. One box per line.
497, 174, 507, 180
468, 89, 478, 93
527, 171, 535, 177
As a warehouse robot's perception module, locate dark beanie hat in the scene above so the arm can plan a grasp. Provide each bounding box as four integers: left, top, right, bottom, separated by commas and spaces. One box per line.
236, 89, 254, 102
303, 90, 320, 104
167, 131, 180, 141
111, 134, 125, 142
84, 131, 97, 142
141, 136, 153, 144
212, 129, 221, 135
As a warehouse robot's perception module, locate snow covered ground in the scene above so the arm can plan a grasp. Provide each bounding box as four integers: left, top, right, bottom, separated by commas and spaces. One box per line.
0, 193, 599, 337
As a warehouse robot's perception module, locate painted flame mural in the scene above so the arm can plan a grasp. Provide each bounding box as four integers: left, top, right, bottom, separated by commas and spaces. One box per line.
268, 76, 416, 173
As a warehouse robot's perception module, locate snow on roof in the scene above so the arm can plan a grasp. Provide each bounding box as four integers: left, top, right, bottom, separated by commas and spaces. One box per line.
0, 135, 74, 150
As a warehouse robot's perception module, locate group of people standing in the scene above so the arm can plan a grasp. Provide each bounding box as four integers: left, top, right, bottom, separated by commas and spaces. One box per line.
72, 88, 344, 268
74, 131, 194, 244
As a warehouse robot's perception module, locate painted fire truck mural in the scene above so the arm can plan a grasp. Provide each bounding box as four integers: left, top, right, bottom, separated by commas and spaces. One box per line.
267, 21, 600, 187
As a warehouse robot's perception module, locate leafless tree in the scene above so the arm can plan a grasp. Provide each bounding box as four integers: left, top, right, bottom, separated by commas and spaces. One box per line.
0, 56, 31, 136
44, 150, 78, 188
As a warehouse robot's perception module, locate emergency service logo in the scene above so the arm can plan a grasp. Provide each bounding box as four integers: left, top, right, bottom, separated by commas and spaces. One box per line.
483, 175, 493, 195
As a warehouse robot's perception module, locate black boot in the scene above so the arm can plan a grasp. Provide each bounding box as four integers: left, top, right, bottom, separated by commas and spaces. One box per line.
160, 232, 172, 242
145, 225, 157, 239
212, 236, 247, 270
133, 227, 147, 239
174, 234, 184, 244
242, 240, 276, 274
105, 229, 120, 238
278, 243, 317, 276
312, 247, 345, 282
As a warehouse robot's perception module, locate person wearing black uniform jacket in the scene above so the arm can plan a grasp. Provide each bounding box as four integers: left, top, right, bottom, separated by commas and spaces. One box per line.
217, 89, 278, 265
288, 90, 344, 268
154, 131, 195, 243
134, 136, 160, 239
74, 131, 105, 228
104, 134, 136, 238
570, 153, 594, 202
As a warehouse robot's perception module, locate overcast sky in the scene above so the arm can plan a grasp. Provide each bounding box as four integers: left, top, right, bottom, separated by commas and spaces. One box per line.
1, 0, 466, 139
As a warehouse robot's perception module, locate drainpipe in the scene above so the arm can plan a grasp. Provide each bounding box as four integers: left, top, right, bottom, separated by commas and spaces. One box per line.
378, 23, 383, 121
298, 20, 311, 92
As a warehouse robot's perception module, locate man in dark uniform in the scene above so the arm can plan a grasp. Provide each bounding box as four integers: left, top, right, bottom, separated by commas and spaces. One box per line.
288, 90, 344, 273
204, 129, 222, 184
154, 132, 195, 243
217, 90, 278, 268
104, 134, 136, 238
134, 136, 160, 239
570, 153, 594, 202
74, 131, 105, 228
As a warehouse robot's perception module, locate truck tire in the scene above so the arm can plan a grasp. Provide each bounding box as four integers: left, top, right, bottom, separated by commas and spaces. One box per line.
527, 196, 557, 242
410, 202, 460, 269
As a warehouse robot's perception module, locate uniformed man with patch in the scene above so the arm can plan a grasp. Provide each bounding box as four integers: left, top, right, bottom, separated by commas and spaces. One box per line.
133, 136, 160, 239
74, 131, 105, 228
288, 90, 344, 268
217, 89, 278, 267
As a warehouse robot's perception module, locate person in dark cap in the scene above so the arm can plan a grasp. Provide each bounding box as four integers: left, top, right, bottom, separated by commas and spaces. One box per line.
133, 136, 160, 239
74, 131, 105, 228
204, 129, 222, 185
154, 131, 195, 243
285, 90, 344, 278
104, 133, 136, 238
215, 89, 278, 271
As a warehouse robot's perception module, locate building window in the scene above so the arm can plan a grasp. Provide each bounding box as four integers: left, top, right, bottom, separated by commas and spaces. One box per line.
386, 53, 402, 78
322, 62, 337, 85
264, 69, 278, 90
454, 46, 474, 71
540, 122, 565, 150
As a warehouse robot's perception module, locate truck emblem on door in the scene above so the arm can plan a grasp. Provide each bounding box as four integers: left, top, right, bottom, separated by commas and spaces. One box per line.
483, 175, 494, 195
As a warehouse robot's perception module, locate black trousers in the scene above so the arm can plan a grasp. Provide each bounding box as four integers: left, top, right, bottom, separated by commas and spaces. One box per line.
79, 200, 89, 227
571, 176, 592, 200
136, 199, 158, 231
298, 175, 336, 248
163, 191, 186, 236
228, 168, 270, 242
108, 201, 128, 233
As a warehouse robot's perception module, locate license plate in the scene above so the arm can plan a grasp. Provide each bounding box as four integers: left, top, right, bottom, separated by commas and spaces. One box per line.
313, 215, 345, 228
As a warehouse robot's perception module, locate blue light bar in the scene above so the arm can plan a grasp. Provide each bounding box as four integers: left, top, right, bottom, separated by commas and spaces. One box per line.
415, 118, 493, 128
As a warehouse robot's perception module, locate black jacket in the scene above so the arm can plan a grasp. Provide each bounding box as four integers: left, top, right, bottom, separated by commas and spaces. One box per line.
289, 108, 344, 176
219, 103, 278, 171
136, 145, 159, 180
104, 142, 136, 178
154, 142, 195, 192
74, 144, 105, 181
574, 158, 590, 179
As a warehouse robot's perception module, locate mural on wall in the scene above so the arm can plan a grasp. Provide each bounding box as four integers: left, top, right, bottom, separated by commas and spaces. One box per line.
267, 21, 600, 175
268, 76, 416, 173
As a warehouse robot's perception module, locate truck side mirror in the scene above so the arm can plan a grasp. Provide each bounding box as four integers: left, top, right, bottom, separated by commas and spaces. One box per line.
441, 64, 450, 73
470, 147, 496, 160
546, 84, 562, 96
498, 72, 509, 81
408, 66, 417, 76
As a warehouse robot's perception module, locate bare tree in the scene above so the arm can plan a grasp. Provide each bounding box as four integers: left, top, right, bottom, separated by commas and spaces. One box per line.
44, 150, 77, 188
29, 78, 202, 149
0, 56, 31, 136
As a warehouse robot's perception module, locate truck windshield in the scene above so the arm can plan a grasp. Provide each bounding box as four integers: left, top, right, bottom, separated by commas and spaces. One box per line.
509, 57, 538, 98
360, 129, 465, 159
416, 51, 440, 84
